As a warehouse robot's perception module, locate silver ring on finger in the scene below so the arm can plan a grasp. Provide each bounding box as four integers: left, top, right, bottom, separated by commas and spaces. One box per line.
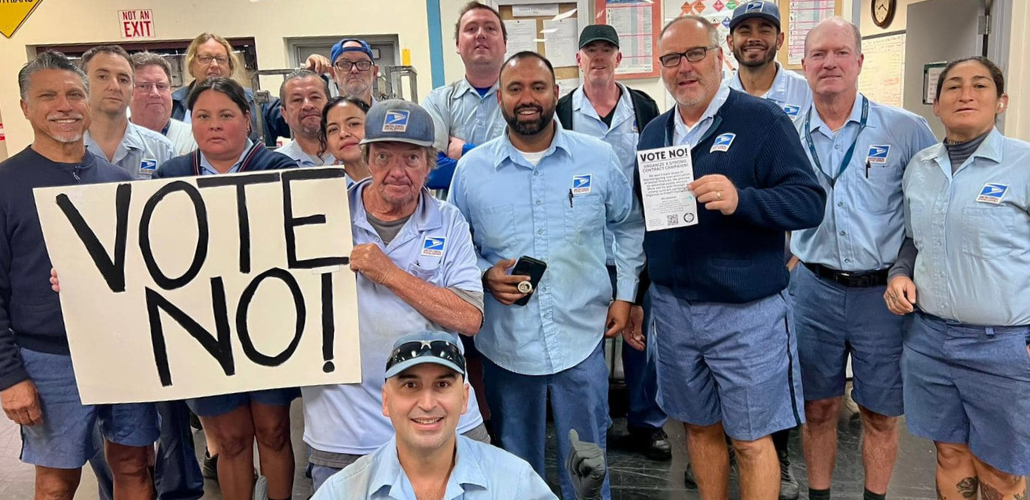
717, 190, 723, 200
518, 281, 533, 294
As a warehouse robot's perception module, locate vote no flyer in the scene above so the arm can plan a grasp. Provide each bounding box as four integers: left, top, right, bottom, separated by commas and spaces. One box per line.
636, 145, 699, 231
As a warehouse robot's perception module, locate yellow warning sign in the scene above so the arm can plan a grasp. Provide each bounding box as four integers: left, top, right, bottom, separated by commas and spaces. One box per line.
1, 0, 43, 38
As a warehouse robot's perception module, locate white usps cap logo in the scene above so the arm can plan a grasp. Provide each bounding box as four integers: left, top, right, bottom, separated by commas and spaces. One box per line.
383, 110, 410, 132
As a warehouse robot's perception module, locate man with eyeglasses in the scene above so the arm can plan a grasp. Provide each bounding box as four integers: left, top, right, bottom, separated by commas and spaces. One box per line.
422, 1, 509, 191
312, 331, 608, 500
635, 16, 825, 500
449, 52, 645, 500
789, 18, 935, 500
300, 100, 489, 493
81, 45, 175, 179
304, 39, 379, 107
129, 52, 197, 155
676, 3, 813, 497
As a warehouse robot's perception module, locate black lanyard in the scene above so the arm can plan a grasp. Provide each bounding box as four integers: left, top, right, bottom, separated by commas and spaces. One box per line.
804, 97, 868, 188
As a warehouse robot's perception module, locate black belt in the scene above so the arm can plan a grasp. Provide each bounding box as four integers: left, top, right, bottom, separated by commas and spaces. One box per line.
803, 262, 889, 288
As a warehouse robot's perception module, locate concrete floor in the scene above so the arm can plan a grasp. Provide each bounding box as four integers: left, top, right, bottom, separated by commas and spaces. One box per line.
0, 390, 940, 500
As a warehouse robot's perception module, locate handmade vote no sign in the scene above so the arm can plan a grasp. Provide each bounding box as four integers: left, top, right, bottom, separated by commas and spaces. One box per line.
33, 168, 361, 404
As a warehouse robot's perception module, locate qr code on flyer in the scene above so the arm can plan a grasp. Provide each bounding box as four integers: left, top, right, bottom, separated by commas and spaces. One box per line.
666, 214, 679, 226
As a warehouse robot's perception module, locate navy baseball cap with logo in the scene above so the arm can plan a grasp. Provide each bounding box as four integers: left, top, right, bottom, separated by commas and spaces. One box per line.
729, 1, 782, 32
361, 99, 435, 147
330, 38, 375, 65
384, 331, 467, 379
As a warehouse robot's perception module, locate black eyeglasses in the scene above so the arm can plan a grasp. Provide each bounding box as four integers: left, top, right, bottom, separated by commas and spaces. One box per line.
386, 340, 466, 374
334, 60, 373, 72
659, 45, 719, 68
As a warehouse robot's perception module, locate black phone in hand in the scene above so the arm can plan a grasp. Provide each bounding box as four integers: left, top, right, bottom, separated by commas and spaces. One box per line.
511, 256, 547, 306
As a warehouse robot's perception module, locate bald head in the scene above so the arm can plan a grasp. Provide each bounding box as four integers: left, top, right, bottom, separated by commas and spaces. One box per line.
659, 15, 720, 48
804, 17, 861, 57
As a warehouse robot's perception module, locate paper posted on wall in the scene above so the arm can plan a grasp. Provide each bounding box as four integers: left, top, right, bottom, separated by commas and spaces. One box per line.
636, 145, 698, 231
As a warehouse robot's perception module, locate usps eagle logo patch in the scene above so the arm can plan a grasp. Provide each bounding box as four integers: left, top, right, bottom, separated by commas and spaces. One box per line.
710, 133, 736, 153
421, 236, 446, 257
976, 183, 1008, 204
782, 105, 801, 118
572, 174, 592, 194
140, 159, 158, 173
383, 110, 410, 132
866, 145, 891, 164
745, 2, 765, 12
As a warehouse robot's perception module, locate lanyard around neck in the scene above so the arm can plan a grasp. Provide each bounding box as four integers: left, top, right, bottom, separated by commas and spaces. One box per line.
804, 96, 869, 188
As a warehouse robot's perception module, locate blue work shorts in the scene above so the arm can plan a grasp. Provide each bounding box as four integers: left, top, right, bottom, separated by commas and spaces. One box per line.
186, 388, 300, 418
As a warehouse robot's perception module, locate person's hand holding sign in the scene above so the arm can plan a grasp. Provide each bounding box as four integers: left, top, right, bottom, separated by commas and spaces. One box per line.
689, 175, 739, 215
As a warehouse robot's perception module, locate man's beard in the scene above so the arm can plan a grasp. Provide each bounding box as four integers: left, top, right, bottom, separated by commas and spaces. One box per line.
734, 43, 777, 68
504, 103, 555, 136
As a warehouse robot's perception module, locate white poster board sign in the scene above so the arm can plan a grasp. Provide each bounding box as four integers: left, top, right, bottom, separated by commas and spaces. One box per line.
34, 168, 361, 404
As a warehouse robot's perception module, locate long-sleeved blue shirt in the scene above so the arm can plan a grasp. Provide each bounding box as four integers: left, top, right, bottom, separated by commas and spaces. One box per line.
0, 147, 133, 391
637, 89, 826, 304
448, 125, 646, 375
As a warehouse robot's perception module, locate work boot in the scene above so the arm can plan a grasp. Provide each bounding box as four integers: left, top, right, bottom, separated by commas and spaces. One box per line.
202, 450, 218, 481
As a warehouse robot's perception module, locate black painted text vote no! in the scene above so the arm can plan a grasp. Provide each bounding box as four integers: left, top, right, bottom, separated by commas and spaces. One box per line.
53, 169, 349, 387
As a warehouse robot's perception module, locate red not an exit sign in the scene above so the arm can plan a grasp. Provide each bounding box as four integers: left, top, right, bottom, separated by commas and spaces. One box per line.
119, 9, 154, 39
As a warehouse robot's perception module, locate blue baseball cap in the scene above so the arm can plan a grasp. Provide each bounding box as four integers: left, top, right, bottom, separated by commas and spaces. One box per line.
729, 1, 781, 32
384, 331, 466, 379
330, 38, 375, 66
361, 99, 436, 148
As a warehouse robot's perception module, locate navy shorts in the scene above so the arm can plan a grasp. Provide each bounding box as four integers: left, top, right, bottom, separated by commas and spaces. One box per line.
650, 286, 805, 441
790, 265, 905, 416
19, 349, 160, 469
186, 388, 300, 418
903, 312, 1030, 476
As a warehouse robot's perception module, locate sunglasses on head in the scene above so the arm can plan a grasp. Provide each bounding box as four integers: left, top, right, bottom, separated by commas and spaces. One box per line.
386, 340, 466, 374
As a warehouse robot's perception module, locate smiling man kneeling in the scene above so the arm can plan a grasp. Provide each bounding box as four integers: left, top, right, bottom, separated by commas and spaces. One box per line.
311, 331, 563, 500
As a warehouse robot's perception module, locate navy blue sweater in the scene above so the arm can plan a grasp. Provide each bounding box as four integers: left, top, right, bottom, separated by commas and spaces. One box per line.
638, 90, 825, 304
0, 147, 133, 391
154, 142, 296, 178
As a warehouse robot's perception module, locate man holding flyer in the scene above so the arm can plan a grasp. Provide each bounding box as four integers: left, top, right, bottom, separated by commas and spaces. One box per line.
633, 15, 825, 500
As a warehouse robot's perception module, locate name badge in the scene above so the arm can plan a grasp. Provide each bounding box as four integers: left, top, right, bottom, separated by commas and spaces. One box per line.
421, 236, 446, 257
976, 183, 1008, 204
710, 133, 735, 153
140, 159, 158, 176
866, 145, 890, 164
572, 174, 592, 195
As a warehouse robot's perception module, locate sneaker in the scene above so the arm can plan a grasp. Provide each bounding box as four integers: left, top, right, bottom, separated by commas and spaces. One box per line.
778, 449, 800, 500
202, 450, 218, 481
628, 427, 672, 461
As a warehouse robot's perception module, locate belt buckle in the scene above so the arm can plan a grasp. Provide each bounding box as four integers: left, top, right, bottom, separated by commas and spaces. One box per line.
836, 270, 851, 285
